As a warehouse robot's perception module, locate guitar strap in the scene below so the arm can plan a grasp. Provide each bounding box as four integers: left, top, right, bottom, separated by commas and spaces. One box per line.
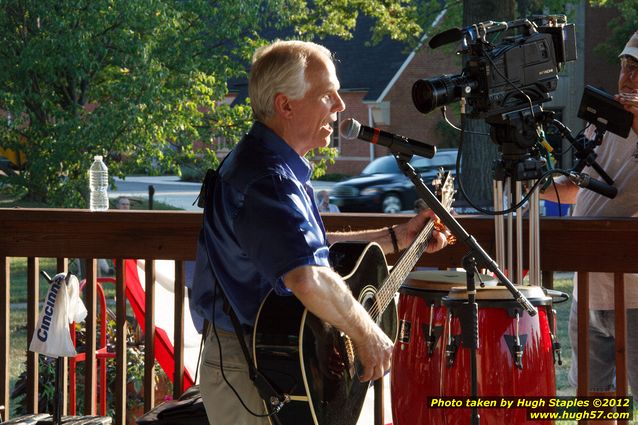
221, 295, 289, 418
198, 159, 289, 419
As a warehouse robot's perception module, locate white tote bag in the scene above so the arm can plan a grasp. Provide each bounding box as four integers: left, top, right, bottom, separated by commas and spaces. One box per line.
29, 273, 87, 358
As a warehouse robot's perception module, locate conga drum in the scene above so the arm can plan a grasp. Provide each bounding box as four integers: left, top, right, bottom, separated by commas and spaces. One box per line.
391, 271, 497, 425
441, 286, 555, 425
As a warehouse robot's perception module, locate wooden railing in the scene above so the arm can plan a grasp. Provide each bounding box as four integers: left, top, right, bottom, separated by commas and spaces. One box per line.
2, 208, 638, 424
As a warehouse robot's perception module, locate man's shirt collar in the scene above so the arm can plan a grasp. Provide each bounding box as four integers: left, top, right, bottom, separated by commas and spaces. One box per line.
250, 121, 313, 184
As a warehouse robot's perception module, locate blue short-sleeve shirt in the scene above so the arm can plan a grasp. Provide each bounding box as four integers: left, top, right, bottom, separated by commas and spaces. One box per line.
190, 122, 330, 331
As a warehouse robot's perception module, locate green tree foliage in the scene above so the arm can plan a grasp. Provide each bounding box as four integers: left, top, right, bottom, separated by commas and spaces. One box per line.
0, 0, 438, 207
0, 0, 257, 206
2, 0, 601, 207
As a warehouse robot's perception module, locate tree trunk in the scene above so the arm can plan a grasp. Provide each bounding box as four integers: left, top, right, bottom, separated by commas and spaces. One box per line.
460, 0, 516, 208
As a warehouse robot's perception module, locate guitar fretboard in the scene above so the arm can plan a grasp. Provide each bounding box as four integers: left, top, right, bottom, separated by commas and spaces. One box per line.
367, 174, 454, 321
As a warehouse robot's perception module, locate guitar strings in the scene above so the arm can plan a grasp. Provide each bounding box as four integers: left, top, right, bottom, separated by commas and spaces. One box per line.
367, 181, 454, 321
367, 220, 436, 321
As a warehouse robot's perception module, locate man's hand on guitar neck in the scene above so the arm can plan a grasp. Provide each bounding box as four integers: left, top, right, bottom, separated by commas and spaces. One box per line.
398, 209, 450, 254
326, 209, 450, 255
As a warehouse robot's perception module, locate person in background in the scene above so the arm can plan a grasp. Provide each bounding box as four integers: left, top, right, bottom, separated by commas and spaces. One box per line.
96, 196, 132, 275
116, 196, 131, 210
72, 198, 131, 277
542, 31, 638, 420
316, 189, 340, 212
191, 39, 451, 425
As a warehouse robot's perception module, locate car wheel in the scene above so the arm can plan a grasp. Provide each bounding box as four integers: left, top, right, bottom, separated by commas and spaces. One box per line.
382, 194, 402, 214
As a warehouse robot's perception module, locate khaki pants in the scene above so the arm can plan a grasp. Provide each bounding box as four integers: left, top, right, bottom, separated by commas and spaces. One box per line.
200, 327, 269, 425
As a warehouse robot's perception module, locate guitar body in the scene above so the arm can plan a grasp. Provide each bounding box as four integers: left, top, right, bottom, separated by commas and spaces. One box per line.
253, 241, 398, 425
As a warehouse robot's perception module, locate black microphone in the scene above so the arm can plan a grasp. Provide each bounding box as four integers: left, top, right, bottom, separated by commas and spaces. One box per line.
429, 27, 463, 49
568, 172, 618, 199
429, 21, 510, 49
339, 119, 436, 158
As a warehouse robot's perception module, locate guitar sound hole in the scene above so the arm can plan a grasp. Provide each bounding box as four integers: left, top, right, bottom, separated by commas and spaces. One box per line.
358, 287, 380, 320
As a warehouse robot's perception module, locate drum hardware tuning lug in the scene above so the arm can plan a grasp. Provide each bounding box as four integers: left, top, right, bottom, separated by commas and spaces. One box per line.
424, 325, 443, 357
427, 333, 436, 356
507, 307, 524, 319
549, 308, 563, 365
514, 344, 523, 369
553, 340, 563, 365
398, 320, 412, 344
446, 335, 461, 368
504, 334, 528, 369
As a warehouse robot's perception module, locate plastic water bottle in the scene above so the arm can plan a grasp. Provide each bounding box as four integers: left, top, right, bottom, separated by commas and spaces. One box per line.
89, 155, 109, 211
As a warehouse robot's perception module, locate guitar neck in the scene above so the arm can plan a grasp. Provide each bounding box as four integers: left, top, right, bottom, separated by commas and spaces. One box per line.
370, 171, 455, 320
372, 220, 436, 319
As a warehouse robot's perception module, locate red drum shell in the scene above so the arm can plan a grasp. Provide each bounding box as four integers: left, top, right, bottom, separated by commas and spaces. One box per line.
391, 271, 497, 425
441, 286, 555, 425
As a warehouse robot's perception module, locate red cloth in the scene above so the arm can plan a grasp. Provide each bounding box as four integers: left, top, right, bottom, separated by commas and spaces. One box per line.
124, 259, 195, 389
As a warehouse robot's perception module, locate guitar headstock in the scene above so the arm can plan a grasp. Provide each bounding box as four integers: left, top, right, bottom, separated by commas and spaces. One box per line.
432, 168, 456, 207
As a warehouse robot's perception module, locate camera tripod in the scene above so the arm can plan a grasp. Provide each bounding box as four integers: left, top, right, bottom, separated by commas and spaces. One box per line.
486, 106, 548, 287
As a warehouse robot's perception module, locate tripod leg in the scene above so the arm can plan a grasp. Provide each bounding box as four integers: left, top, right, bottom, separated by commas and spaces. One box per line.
515, 181, 524, 285
494, 180, 506, 269
528, 181, 541, 285
506, 179, 514, 278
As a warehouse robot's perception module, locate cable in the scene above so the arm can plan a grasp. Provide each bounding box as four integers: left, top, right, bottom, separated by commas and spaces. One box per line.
480, 44, 536, 118
548, 178, 566, 217
441, 106, 490, 136
211, 282, 276, 418
455, 132, 566, 215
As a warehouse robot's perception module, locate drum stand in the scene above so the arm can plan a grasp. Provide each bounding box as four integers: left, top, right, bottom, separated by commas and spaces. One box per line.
394, 148, 538, 425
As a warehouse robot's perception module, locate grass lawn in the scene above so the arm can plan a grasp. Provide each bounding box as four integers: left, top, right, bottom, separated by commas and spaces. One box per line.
8, 309, 27, 416
9, 258, 60, 303
551, 276, 576, 397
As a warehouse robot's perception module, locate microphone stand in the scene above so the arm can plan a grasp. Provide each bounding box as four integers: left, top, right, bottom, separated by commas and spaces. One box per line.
461, 255, 480, 425
393, 153, 537, 316
393, 153, 537, 425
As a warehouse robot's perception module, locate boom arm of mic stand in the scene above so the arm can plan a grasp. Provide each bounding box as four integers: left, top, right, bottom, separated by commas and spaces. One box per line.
394, 155, 538, 316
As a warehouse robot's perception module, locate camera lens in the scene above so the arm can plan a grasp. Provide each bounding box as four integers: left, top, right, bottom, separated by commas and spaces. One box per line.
412, 74, 475, 114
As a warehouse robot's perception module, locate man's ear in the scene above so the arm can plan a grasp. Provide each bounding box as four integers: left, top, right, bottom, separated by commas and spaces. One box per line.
273, 93, 293, 119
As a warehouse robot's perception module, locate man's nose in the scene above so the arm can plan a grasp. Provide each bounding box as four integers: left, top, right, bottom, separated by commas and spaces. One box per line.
333, 92, 345, 113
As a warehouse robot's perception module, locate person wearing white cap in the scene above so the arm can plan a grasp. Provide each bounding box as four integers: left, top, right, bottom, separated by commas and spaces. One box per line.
543, 31, 638, 414
616, 31, 638, 134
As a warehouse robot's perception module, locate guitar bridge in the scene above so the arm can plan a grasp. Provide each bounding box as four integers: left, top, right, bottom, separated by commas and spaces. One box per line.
341, 333, 357, 378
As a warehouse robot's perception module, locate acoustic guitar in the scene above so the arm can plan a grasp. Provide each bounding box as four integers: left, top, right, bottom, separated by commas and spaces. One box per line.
253, 171, 455, 425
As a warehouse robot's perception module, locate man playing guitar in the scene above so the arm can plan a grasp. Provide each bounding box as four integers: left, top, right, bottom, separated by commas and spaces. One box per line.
191, 40, 450, 425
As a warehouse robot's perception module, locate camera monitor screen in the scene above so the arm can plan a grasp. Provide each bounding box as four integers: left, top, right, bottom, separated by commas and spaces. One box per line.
577, 85, 633, 138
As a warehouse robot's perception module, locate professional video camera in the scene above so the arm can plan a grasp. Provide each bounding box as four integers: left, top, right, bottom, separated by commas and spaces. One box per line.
412, 15, 577, 119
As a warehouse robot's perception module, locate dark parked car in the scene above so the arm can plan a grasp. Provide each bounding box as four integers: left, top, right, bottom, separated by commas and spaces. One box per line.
330, 149, 459, 213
